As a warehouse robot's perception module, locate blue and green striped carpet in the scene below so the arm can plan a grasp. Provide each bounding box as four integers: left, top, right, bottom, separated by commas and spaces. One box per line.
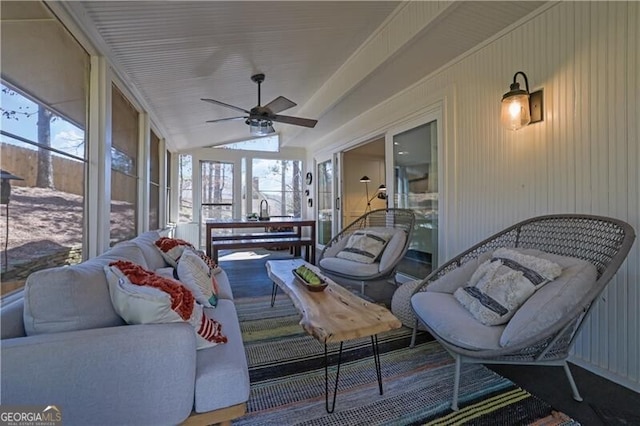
232, 295, 578, 426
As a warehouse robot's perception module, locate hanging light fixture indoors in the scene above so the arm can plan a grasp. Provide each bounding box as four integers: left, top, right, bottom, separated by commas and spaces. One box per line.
501, 71, 543, 131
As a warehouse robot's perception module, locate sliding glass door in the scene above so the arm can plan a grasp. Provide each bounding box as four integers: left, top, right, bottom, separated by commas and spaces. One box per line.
388, 117, 439, 278
316, 154, 340, 246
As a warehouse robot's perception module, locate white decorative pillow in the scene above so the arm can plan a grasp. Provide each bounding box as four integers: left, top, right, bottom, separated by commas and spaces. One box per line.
154, 237, 195, 267
454, 248, 562, 326
336, 230, 391, 264
177, 249, 220, 307
104, 260, 227, 349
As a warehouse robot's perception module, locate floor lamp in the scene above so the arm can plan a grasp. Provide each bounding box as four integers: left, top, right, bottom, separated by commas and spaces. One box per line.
361, 177, 387, 214
360, 176, 372, 213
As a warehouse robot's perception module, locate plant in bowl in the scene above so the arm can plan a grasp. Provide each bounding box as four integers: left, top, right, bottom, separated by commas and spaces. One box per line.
293, 265, 327, 292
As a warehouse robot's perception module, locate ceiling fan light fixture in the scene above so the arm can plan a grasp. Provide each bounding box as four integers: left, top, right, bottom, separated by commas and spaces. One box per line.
247, 119, 274, 136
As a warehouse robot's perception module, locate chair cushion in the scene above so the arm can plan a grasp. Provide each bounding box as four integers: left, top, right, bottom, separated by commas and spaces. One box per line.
105, 261, 227, 350
500, 253, 597, 347
22, 242, 148, 336
336, 229, 391, 264
453, 248, 562, 326
319, 256, 381, 278
411, 291, 503, 350
426, 252, 493, 294
378, 229, 408, 271
194, 300, 250, 413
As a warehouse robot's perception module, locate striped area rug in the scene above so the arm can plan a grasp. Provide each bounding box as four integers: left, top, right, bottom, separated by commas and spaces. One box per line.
233, 295, 579, 426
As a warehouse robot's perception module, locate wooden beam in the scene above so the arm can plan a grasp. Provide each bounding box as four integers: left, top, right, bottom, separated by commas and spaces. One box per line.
180, 403, 246, 426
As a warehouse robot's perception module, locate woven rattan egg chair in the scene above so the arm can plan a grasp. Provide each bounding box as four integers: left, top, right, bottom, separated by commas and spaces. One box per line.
318, 208, 415, 295
410, 214, 635, 411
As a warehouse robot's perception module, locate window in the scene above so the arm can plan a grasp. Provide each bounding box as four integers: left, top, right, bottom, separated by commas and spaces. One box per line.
178, 154, 193, 223
110, 85, 139, 244
149, 130, 160, 230
166, 150, 172, 224
0, 0, 89, 294
251, 159, 302, 217
212, 134, 279, 152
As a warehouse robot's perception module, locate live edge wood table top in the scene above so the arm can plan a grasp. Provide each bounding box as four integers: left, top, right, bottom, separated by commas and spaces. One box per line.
265, 259, 401, 344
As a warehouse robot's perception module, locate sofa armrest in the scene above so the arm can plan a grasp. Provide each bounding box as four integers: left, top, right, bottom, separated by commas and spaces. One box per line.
1, 323, 196, 426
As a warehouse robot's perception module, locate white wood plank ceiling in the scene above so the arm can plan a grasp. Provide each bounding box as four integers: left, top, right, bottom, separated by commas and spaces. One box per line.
63, 1, 546, 151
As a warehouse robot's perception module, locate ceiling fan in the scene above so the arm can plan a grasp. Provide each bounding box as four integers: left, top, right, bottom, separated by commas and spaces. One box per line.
202, 73, 318, 136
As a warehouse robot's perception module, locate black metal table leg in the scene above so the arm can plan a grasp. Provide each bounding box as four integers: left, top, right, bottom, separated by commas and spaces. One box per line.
325, 342, 343, 414
371, 335, 383, 395
270, 281, 278, 307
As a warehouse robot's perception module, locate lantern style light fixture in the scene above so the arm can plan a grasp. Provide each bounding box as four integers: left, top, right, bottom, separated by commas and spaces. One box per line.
501, 71, 543, 131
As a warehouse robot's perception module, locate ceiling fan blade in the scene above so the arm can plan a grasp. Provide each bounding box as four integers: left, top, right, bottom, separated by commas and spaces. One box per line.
201, 98, 250, 114
264, 96, 297, 114
206, 116, 247, 123
271, 114, 318, 128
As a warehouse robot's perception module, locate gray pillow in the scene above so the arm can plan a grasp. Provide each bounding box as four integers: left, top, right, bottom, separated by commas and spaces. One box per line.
500, 254, 597, 347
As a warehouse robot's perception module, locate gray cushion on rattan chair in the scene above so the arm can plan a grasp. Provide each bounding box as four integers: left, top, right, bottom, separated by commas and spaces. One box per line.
409, 214, 635, 411
319, 209, 415, 295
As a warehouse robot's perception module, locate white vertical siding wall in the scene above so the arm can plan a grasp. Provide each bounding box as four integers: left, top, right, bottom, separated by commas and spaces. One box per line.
313, 2, 640, 391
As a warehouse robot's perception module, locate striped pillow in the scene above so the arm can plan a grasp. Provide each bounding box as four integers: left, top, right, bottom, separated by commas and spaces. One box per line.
454, 248, 562, 326
177, 249, 220, 307
336, 230, 391, 264
105, 260, 227, 349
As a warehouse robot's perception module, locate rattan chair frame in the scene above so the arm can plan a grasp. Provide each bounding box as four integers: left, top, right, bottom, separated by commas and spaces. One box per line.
410, 214, 635, 410
318, 208, 416, 293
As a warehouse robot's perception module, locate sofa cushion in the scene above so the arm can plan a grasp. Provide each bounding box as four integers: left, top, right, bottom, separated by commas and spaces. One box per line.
213, 269, 234, 300
411, 291, 503, 350
177, 249, 219, 307
500, 254, 597, 347
127, 231, 168, 270
336, 229, 391, 264
453, 248, 562, 326
194, 300, 250, 413
105, 261, 227, 349
22, 242, 148, 336
155, 237, 194, 267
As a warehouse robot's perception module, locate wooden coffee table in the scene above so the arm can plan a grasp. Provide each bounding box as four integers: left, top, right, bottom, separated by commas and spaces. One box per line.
265, 258, 402, 413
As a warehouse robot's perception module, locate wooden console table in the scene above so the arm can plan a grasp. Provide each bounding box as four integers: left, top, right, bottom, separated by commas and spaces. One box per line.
205, 217, 316, 264
266, 258, 402, 413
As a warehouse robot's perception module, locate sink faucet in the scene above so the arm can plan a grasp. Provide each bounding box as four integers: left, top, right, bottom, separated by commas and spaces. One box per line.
259, 199, 270, 220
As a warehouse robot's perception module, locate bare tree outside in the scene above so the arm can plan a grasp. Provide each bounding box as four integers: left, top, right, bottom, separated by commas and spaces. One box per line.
36, 107, 54, 189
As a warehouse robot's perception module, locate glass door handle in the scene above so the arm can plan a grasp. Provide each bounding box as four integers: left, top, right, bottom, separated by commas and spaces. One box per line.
335, 197, 340, 210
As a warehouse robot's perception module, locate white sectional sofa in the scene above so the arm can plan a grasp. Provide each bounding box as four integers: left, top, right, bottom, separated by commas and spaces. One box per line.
0, 231, 250, 426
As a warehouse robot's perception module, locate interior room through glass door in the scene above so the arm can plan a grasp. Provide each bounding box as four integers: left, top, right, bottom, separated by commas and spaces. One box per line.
392, 120, 438, 278
200, 160, 234, 247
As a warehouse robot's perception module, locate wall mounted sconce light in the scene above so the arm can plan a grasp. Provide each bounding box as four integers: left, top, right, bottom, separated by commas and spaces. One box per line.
501, 71, 543, 130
